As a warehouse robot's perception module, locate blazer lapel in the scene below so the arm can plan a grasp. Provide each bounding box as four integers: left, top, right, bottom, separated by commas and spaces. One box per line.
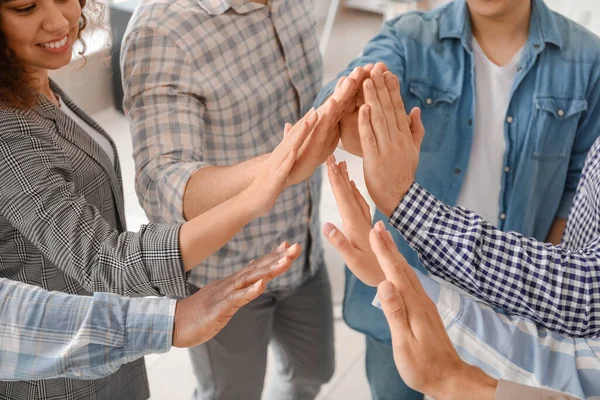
36, 82, 128, 231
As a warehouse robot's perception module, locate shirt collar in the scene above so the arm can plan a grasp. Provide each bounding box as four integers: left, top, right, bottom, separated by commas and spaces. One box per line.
197, 0, 268, 16
438, 0, 563, 51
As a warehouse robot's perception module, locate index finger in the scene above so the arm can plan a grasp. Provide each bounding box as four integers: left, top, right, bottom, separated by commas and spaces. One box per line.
369, 228, 414, 294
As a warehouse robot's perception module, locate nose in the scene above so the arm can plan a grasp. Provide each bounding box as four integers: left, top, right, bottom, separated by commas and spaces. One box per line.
42, 2, 70, 35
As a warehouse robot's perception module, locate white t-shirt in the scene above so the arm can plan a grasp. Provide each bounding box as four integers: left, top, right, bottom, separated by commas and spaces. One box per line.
59, 98, 115, 167
455, 38, 524, 223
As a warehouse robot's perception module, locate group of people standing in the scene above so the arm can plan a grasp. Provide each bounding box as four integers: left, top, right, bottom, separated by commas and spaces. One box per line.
2, 0, 600, 399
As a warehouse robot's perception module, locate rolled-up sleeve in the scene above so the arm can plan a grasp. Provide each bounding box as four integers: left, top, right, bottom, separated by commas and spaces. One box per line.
121, 26, 210, 223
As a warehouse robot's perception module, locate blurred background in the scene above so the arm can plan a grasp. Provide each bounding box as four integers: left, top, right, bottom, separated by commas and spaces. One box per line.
49, 1, 600, 398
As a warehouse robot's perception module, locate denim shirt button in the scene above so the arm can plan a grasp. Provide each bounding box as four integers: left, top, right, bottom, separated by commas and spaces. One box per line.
506, 116, 514, 124
504, 166, 511, 173
500, 213, 507, 220
426, 98, 433, 105
557, 109, 565, 117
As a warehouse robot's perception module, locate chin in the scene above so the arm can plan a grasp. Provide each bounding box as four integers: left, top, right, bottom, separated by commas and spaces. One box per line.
42, 55, 74, 71
467, 0, 511, 18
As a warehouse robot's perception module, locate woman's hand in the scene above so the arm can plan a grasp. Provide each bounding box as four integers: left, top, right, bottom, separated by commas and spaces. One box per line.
172, 241, 301, 348
323, 155, 385, 286
244, 111, 318, 218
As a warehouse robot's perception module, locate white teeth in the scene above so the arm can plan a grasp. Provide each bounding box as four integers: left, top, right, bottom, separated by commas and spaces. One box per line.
41, 36, 67, 49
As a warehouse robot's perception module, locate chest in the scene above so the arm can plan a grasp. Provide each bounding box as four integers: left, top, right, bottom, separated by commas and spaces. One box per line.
188, 1, 323, 162
400, 43, 590, 162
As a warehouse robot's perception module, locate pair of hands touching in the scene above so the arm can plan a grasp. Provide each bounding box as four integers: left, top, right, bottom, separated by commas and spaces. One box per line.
169, 66, 367, 351
243, 66, 367, 219
323, 69, 498, 399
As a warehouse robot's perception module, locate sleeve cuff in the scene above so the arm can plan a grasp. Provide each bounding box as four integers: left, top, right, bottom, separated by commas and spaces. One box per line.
495, 380, 576, 400
125, 296, 177, 360
556, 191, 576, 219
159, 161, 211, 223
388, 182, 444, 250
141, 223, 188, 298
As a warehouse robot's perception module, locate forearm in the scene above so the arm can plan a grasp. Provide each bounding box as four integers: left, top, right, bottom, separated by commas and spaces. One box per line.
179, 190, 256, 271
182, 154, 269, 220
437, 365, 497, 400
390, 182, 600, 337
0, 278, 174, 381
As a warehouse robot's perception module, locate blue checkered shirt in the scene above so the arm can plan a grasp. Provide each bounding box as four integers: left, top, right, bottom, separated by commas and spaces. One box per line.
0, 278, 175, 380
390, 136, 600, 338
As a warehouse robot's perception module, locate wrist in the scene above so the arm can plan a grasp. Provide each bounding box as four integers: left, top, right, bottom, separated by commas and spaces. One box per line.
436, 364, 497, 400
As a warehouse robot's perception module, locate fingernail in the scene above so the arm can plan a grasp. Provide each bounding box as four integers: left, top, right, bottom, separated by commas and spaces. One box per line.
343, 77, 352, 89
373, 69, 382, 79
379, 281, 394, 300
376, 220, 385, 231
384, 72, 395, 86
366, 80, 374, 89
351, 67, 359, 78
323, 222, 337, 238
332, 163, 339, 174
386, 230, 394, 242
253, 279, 263, 289
277, 256, 288, 266
331, 154, 337, 163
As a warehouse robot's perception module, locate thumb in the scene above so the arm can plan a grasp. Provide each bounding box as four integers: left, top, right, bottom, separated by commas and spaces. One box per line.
378, 281, 412, 345
409, 107, 425, 151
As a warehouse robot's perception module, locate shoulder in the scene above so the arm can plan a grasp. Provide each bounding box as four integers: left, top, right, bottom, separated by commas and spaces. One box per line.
551, 11, 600, 64
125, 0, 214, 43
385, 4, 451, 44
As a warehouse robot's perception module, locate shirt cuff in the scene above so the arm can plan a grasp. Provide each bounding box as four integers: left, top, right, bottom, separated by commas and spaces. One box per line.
141, 223, 188, 298
157, 161, 211, 223
556, 191, 576, 219
388, 182, 444, 250
494, 380, 576, 400
125, 296, 177, 360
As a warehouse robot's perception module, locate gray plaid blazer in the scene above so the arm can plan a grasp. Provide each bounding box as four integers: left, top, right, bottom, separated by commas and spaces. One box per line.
0, 82, 187, 399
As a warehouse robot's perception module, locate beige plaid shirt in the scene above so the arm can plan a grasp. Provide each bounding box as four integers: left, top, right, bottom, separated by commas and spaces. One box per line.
121, 0, 324, 290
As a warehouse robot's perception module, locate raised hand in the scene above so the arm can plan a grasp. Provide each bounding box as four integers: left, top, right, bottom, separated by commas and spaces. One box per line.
288, 67, 366, 185
172, 242, 301, 348
322, 155, 384, 286
359, 70, 425, 217
244, 110, 318, 217
370, 222, 497, 400
338, 62, 388, 157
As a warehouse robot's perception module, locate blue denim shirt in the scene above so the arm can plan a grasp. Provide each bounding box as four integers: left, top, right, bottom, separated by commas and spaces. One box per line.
315, 0, 600, 343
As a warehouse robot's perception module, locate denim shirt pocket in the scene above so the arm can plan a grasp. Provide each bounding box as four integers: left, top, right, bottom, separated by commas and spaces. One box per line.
407, 79, 459, 152
530, 97, 588, 161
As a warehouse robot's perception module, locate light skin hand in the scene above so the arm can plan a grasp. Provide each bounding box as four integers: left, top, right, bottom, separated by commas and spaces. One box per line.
322, 155, 384, 286
173, 242, 301, 348
243, 110, 318, 217
372, 222, 498, 400
359, 70, 425, 217
338, 62, 389, 157
288, 66, 366, 185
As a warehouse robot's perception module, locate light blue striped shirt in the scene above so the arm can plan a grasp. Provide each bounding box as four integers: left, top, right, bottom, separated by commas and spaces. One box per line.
0, 278, 176, 381
374, 273, 598, 399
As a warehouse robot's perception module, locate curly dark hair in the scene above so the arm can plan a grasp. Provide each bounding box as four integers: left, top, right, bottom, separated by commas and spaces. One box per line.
0, 0, 104, 109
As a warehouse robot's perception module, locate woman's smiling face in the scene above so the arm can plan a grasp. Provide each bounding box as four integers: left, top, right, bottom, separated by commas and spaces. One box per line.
0, 0, 82, 72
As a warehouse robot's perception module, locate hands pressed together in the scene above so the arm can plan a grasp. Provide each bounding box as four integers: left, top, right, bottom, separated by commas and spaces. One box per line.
180, 63, 491, 399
